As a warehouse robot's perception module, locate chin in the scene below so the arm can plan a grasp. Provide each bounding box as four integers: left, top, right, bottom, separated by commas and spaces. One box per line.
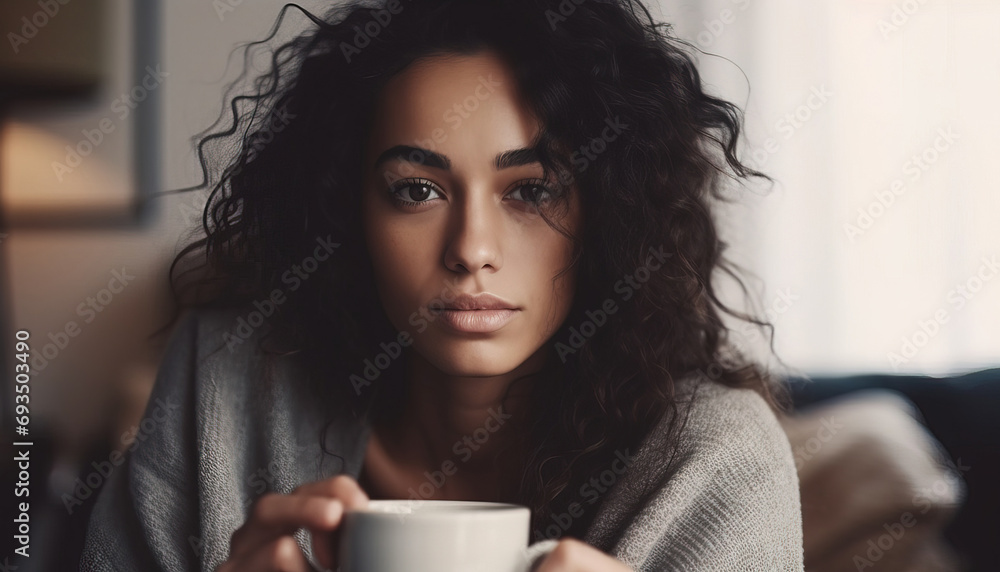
421, 339, 528, 378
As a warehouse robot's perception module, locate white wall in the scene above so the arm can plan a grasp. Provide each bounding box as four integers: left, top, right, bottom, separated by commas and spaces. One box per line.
658, 0, 1000, 376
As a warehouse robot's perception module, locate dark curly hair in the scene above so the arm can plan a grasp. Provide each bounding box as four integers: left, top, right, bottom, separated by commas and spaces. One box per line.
165, 0, 789, 541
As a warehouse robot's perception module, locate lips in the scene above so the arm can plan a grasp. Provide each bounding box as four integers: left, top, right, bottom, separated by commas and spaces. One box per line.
443, 292, 518, 311
437, 308, 518, 334
435, 292, 520, 333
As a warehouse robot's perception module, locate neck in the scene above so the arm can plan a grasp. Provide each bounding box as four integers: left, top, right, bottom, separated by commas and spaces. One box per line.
374, 345, 549, 497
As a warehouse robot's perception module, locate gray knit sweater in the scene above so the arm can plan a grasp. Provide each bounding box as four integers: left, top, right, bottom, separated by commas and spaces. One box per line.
79, 308, 804, 571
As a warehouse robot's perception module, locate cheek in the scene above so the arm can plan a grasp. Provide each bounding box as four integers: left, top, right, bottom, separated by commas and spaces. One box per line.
363, 204, 433, 322
542, 208, 583, 329
520, 229, 579, 333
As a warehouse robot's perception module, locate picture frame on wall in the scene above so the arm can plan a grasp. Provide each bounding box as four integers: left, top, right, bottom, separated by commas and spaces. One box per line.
0, 0, 159, 228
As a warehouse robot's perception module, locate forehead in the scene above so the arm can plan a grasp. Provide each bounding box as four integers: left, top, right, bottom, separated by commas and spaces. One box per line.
365, 51, 541, 171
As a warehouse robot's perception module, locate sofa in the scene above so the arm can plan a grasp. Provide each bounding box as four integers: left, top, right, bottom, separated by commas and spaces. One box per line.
784, 369, 999, 572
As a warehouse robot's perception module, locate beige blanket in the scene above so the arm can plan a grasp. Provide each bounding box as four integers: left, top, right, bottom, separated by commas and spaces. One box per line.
780, 390, 968, 572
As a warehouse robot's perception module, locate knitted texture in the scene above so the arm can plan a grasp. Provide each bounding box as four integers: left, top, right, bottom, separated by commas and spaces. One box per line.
80, 308, 804, 571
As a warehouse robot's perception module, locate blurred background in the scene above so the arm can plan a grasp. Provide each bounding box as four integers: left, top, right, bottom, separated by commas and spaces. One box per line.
0, 0, 996, 570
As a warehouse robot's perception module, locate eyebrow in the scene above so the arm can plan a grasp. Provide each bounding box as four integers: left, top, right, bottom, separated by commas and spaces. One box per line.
372, 145, 540, 171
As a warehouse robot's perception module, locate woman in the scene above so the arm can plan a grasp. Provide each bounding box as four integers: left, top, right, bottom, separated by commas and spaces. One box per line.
81, 0, 804, 570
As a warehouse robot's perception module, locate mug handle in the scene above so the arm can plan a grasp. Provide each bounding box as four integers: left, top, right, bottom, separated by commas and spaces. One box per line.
519, 539, 560, 572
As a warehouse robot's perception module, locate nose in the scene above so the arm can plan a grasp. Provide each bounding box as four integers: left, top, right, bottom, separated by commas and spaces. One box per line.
443, 185, 503, 274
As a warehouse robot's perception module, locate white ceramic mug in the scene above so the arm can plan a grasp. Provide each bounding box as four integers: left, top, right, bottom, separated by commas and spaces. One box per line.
338, 499, 552, 572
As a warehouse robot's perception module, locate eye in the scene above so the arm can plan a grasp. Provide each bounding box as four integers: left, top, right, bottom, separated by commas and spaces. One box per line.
387, 178, 443, 207
506, 179, 557, 205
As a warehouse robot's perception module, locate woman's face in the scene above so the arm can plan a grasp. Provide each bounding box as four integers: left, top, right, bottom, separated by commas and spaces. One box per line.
361, 50, 583, 378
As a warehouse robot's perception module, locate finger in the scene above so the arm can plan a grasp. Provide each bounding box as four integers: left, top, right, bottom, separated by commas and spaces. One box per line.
534, 538, 633, 572
231, 535, 312, 572
293, 474, 370, 509
533, 539, 573, 572
311, 524, 341, 572
293, 475, 369, 570
230, 493, 343, 561
310, 523, 336, 571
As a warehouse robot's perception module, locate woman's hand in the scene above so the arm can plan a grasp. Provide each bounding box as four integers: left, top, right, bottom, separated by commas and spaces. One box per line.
535, 538, 633, 572
216, 474, 369, 572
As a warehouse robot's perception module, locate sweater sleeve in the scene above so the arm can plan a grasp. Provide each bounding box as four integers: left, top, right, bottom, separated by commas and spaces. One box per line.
79, 311, 203, 572
590, 381, 805, 571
